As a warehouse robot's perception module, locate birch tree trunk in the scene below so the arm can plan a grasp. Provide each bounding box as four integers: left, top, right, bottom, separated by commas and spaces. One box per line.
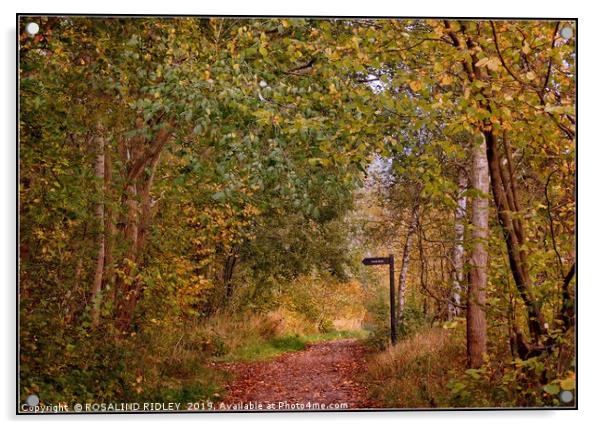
467, 135, 489, 368
398, 202, 419, 320
448, 173, 467, 320
90, 132, 105, 327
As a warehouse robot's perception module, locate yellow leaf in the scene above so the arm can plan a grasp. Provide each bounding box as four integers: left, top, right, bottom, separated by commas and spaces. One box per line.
560, 374, 575, 391
409, 80, 422, 91
486, 57, 501, 72
440, 74, 453, 85
526, 71, 536, 81
475, 57, 489, 68
463, 86, 471, 99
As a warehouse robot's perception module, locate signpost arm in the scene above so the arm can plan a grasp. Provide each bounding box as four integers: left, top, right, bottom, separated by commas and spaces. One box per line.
389, 254, 397, 344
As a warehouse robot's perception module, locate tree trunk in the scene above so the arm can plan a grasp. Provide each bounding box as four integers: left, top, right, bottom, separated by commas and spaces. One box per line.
115, 180, 139, 330
559, 262, 575, 328
482, 128, 547, 341
224, 254, 237, 300
467, 134, 489, 368
90, 132, 105, 328
398, 203, 419, 320
114, 180, 145, 331
136, 150, 162, 255
118, 151, 163, 327
115, 125, 171, 331
449, 172, 467, 320
444, 20, 548, 344
104, 141, 116, 307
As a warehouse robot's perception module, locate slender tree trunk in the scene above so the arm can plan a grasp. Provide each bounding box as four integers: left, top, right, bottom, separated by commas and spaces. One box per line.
398, 204, 419, 320
467, 134, 489, 368
449, 172, 467, 320
559, 262, 575, 328
136, 151, 162, 256
91, 132, 105, 327
224, 254, 237, 300
114, 182, 142, 330
104, 142, 116, 307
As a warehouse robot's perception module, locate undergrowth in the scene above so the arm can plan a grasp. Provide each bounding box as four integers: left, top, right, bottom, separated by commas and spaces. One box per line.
363, 321, 575, 408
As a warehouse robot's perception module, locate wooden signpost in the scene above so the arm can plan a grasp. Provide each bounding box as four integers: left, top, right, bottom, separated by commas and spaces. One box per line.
362, 254, 397, 344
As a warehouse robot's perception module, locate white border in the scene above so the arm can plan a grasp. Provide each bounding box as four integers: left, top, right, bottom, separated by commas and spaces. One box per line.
3, 1, 598, 427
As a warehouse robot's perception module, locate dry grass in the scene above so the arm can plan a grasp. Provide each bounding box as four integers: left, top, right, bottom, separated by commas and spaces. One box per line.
365, 326, 465, 408
204, 308, 318, 352
332, 317, 364, 331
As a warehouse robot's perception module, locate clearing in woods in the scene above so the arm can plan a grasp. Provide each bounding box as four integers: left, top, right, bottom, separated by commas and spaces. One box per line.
217, 339, 374, 410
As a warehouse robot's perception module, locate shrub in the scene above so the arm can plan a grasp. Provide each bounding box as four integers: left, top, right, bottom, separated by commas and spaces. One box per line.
397, 306, 427, 339
446, 339, 575, 407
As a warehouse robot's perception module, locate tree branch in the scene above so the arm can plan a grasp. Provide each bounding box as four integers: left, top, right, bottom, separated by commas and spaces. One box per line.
543, 169, 565, 279
490, 21, 531, 88
542, 21, 560, 94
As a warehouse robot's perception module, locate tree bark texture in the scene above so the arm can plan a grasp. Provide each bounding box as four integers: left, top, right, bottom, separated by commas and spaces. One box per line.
467, 135, 489, 368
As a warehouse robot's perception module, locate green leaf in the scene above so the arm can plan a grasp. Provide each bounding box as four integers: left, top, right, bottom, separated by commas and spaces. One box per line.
543, 383, 560, 395
211, 191, 226, 202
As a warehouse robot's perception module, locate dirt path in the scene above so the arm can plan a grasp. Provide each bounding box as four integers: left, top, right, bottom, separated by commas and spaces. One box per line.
216, 339, 374, 411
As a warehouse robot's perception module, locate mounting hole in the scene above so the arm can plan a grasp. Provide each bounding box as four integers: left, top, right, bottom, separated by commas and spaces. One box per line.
560, 26, 573, 40
25, 22, 40, 36
26, 394, 40, 407
559, 390, 573, 403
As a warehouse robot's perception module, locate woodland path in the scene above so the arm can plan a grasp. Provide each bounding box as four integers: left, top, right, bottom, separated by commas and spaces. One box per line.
216, 339, 375, 410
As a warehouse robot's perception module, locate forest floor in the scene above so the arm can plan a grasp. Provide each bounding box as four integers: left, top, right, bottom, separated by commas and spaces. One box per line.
214, 339, 375, 411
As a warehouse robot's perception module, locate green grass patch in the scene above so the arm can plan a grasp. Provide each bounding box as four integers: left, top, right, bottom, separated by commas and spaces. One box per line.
269, 334, 307, 350
217, 329, 370, 362
303, 329, 370, 343
220, 334, 307, 362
